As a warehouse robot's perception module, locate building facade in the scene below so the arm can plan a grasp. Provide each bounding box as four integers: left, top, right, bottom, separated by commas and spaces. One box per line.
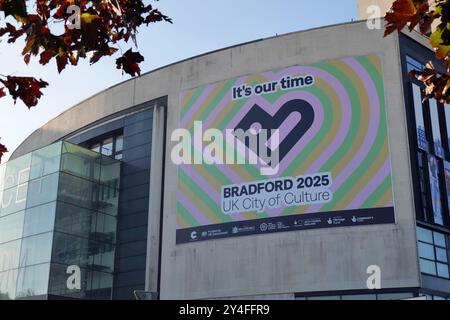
1, 17, 450, 300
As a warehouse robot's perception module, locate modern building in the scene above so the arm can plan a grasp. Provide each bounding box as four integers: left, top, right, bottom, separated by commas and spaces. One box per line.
1, 2, 450, 300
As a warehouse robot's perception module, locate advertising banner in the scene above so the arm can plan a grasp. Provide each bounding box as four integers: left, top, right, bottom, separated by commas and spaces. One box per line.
175, 54, 395, 244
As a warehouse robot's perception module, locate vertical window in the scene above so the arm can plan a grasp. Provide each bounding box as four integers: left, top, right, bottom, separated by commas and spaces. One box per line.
89, 133, 123, 160
91, 143, 100, 154
428, 155, 444, 225
114, 135, 123, 160
412, 83, 428, 151
429, 99, 444, 157
101, 138, 113, 157
445, 162, 450, 222
417, 227, 450, 279
445, 105, 450, 155
406, 56, 424, 74
418, 152, 431, 221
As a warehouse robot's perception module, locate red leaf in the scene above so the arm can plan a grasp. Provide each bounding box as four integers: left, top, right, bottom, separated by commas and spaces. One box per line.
0, 76, 48, 108
116, 49, 144, 77
0, 142, 7, 162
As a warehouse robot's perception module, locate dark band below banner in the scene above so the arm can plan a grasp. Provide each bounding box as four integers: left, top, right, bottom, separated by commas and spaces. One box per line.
176, 207, 395, 244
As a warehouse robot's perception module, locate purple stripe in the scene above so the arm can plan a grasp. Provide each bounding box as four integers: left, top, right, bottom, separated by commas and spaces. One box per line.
267, 112, 302, 150
177, 190, 212, 226
346, 159, 391, 209
306, 57, 381, 213
181, 164, 249, 221
202, 75, 250, 129
180, 84, 216, 128
244, 66, 353, 175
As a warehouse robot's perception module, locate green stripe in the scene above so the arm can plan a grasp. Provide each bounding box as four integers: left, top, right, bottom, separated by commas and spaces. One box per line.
322, 58, 387, 211
180, 170, 233, 223
362, 174, 392, 208
177, 202, 200, 227
281, 85, 334, 216
180, 86, 208, 119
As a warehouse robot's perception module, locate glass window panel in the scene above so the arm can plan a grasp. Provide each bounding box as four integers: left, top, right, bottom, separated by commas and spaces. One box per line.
436, 248, 448, 263
418, 242, 435, 260
0, 240, 21, 272
433, 295, 447, 300
54, 202, 94, 238
436, 263, 449, 278
3, 154, 31, 190
0, 269, 17, 300
93, 250, 115, 274
0, 185, 27, 217
413, 84, 428, 150
429, 99, 443, 157
87, 271, 112, 299
100, 156, 121, 186
377, 293, 414, 300
26, 173, 59, 208
96, 186, 119, 216
95, 213, 117, 244
58, 173, 97, 211
115, 135, 123, 152
445, 104, 450, 152
341, 294, 376, 300
51, 233, 90, 268
23, 202, 56, 237
417, 227, 433, 244
48, 263, 88, 299
61, 152, 100, 182
0, 211, 24, 244
101, 138, 113, 157
115, 153, 123, 161
19, 233, 53, 268
307, 296, 341, 300
29, 142, 61, 180
406, 56, 423, 73
437, 263, 450, 278
0, 163, 5, 191
420, 258, 437, 275
15, 264, 50, 298
428, 155, 444, 225
445, 166, 450, 215
433, 232, 446, 248
91, 143, 100, 154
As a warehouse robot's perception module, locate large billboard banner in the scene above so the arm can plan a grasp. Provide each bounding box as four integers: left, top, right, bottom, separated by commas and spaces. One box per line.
175, 54, 395, 244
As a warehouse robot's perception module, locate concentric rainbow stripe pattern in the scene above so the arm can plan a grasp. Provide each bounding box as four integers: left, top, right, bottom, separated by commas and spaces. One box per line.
176, 54, 394, 240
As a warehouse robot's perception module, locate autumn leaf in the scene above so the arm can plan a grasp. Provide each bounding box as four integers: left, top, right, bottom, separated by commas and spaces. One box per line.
116, 49, 144, 76
384, 0, 430, 36
0, 142, 7, 163
0, 76, 49, 108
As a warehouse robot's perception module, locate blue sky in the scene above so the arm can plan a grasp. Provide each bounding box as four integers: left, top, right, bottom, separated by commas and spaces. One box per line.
0, 0, 357, 161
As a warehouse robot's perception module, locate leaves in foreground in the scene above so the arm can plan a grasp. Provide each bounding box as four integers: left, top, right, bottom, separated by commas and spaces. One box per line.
384, 0, 450, 104
0, 0, 172, 161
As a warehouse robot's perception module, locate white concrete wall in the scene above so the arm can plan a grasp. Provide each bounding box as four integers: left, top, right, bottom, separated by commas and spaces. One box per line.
156, 22, 420, 299
12, 21, 421, 300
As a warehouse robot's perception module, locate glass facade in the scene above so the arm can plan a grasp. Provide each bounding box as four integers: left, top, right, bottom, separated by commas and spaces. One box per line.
0, 142, 121, 300
417, 227, 450, 279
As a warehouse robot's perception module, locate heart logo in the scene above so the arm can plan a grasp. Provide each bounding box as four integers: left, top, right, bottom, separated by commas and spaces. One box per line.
234, 99, 315, 167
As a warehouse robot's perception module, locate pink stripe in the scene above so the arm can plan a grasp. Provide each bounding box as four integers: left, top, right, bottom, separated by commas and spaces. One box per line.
266, 112, 302, 151
202, 76, 250, 129
180, 84, 216, 128
346, 159, 391, 209
177, 191, 212, 225
181, 164, 249, 221
306, 57, 381, 213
